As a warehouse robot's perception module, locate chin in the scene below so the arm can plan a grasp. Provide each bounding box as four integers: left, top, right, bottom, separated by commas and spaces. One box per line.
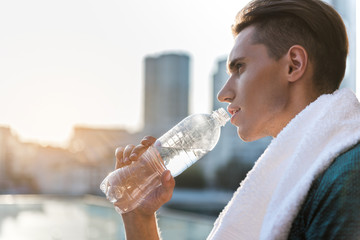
237, 128, 262, 142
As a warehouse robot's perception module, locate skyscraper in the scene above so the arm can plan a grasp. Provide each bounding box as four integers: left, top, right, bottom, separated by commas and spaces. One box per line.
201, 58, 270, 185
331, 0, 356, 92
143, 53, 190, 136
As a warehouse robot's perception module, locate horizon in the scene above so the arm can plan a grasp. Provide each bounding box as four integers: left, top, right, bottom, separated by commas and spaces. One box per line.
0, 0, 249, 146
0, 0, 358, 147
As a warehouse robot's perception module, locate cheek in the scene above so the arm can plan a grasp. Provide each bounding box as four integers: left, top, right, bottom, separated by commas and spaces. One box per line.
238, 73, 267, 109
255, 67, 287, 105
233, 72, 255, 103
241, 70, 287, 122
265, 73, 288, 110
235, 64, 287, 110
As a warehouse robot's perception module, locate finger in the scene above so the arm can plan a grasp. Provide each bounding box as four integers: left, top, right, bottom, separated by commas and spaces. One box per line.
140, 136, 157, 147
158, 170, 175, 203
123, 144, 135, 165
115, 147, 124, 169
129, 144, 148, 161
115, 147, 124, 160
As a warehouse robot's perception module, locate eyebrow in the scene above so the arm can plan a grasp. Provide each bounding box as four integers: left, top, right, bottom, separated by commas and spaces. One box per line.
227, 57, 246, 74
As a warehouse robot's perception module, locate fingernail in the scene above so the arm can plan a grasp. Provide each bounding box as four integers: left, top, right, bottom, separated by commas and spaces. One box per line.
130, 153, 137, 160
165, 171, 171, 181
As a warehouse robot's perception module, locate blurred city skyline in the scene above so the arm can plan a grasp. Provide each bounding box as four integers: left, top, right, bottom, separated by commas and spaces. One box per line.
0, 0, 251, 146
0, 0, 357, 147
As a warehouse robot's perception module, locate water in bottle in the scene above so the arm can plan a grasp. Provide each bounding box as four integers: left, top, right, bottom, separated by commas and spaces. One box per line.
100, 108, 230, 213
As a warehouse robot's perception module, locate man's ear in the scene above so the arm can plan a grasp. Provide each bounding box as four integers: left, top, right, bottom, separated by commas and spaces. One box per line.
286, 45, 308, 82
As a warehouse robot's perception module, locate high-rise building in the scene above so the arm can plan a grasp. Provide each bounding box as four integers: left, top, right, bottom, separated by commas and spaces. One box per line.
143, 53, 190, 136
213, 59, 228, 112
201, 58, 271, 185
0, 127, 12, 190
330, 0, 356, 92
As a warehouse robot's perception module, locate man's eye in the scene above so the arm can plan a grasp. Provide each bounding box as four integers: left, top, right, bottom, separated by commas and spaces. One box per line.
236, 63, 243, 70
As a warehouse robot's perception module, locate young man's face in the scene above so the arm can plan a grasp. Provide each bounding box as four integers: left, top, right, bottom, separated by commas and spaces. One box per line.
218, 26, 290, 141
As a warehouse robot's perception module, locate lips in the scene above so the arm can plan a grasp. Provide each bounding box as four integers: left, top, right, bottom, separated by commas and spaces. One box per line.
227, 106, 241, 124
227, 106, 240, 116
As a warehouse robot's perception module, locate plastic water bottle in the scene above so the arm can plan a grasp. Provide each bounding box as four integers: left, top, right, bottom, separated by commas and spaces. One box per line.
100, 108, 230, 213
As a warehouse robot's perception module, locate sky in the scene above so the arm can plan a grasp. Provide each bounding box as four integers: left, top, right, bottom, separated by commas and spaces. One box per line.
0, 0, 251, 146
0, 0, 358, 147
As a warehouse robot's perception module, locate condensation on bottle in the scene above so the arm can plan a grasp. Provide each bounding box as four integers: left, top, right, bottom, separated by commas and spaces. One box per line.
100, 108, 230, 213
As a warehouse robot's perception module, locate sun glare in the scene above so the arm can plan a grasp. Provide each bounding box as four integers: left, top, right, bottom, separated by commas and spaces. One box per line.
4, 0, 356, 146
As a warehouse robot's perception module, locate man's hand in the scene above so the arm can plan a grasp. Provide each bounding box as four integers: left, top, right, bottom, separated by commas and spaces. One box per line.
114, 136, 175, 240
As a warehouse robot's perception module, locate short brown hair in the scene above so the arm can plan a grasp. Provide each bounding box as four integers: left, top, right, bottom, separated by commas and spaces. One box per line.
232, 0, 348, 94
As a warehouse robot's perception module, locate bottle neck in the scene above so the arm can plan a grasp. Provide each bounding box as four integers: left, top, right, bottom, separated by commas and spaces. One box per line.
212, 108, 230, 127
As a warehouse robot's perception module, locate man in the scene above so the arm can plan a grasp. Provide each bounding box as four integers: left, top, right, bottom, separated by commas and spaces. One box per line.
114, 0, 360, 239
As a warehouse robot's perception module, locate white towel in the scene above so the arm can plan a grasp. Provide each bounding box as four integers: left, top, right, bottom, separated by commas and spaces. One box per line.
207, 88, 360, 240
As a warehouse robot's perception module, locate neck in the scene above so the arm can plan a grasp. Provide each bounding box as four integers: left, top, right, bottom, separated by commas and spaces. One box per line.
271, 82, 321, 138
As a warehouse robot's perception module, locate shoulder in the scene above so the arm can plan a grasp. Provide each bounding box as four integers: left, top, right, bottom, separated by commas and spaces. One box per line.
322, 141, 360, 189
331, 141, 360, 172
309, 141, 360, 217
289, 142, 360, 239
321, 141, 360, 197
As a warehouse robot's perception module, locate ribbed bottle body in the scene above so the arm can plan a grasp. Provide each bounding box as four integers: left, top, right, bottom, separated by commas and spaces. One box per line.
100, 108, 230, 213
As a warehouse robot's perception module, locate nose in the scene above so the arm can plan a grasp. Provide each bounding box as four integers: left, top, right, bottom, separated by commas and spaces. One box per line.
217, 77, 235, 103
